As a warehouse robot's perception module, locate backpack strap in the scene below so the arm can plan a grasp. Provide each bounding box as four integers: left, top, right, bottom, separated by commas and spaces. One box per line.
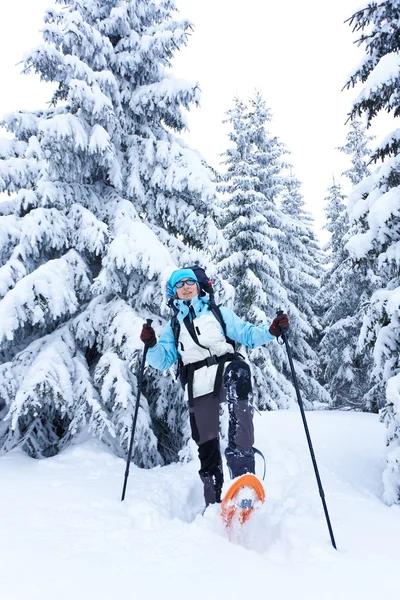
208, 301, 236, 352
171, 299, 233, 350
186, 352, 236, 408
171, 312, 180, 348
183, 309, 210, 352
171, 311, 184, 383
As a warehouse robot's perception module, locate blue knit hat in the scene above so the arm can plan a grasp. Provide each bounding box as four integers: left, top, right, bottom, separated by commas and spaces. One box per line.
167, 268, 199, 298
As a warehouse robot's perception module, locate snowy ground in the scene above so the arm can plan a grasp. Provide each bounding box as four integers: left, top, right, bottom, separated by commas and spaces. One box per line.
1, 410, 399, 600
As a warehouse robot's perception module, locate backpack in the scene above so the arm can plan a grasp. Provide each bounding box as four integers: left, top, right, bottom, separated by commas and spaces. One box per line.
188, 264, 215, 300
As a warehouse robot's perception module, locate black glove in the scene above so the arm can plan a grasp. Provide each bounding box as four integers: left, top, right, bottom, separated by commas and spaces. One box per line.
269, 314, 289, 338
140, 323, 157, 348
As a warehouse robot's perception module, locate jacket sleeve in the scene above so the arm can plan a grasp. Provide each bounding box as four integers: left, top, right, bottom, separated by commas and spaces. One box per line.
219, 306, 275, 349
146, 320, 179, 370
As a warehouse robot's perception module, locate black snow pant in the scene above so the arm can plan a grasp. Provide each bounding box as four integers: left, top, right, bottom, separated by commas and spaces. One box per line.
188, 360, 255, 506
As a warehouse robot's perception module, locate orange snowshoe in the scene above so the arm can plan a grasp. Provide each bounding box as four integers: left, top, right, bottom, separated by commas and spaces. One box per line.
221, 474, 265, 526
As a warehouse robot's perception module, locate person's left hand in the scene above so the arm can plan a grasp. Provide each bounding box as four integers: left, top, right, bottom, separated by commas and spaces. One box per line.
140, 323, 157, 347
269, 314, 289, 338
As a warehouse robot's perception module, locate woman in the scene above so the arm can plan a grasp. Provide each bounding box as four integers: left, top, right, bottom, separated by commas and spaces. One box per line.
140, 268, 289, 507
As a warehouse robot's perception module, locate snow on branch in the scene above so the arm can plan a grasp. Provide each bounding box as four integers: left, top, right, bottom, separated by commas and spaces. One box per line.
345, 230, 375, 260
139, 24, 190, 57
39, 113, 88, 151
93, 349, 160, 464
0, 215, 22, 266
0, 326, 114, 446
72, 295, 145, 363
67, 79, 113, 121
380, 241, 400, 269
0, 250, 91, 345
0, 207, 78, 298
94, 223, 172, 297
130, 77, 200, 119
356, 52, 400, 104
0, 157, 42, 194
103, 200, 173, 274
34, 180, 104, 213
62, 54, 97, 85
95, 351, 136, 411
1, 110, 52, 140
105, 299, 162, 362
68, 204, 108, 256
0, 138, 28, 160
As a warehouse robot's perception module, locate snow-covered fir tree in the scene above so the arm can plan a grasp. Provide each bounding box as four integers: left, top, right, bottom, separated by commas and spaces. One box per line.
318, 179, 356, 407
0, 0, 219, 464
279, 175, 329, 406
338, 119, 374, 186
318, 121, 375, 410
217, 92, 327, 409
344, 1, 400, 503
216, 95, 292, 410
322, 179, 348, 262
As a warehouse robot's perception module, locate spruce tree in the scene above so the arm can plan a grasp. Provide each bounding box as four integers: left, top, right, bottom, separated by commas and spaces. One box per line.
322, 179, 348, 262
218, 93, 327, 409
338, 119, 374, 186
318, 122, 375, 410
345, 1, 400, 503
0, 0, 217, 464
217, 96, 291, 410
279, 175, 329, 406
318, 180, 351, 406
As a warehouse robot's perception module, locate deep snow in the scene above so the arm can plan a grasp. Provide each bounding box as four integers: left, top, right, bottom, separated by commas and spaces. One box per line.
1, 410, 399, 600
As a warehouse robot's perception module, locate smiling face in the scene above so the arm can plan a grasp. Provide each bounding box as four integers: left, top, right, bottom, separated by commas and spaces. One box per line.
175, 278, 199, 300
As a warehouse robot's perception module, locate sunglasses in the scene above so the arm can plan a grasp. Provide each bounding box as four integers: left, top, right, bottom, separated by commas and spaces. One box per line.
176, 279, 197, 289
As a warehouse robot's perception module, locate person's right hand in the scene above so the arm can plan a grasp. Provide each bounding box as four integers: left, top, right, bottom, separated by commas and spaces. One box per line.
140, 323, 157, 348
269, 313, 289, 338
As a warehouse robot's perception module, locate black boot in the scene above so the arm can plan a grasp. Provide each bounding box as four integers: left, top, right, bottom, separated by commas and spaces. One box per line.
198, 438, 224, 506
225, 446, 255, 479
200, 472, 223, 506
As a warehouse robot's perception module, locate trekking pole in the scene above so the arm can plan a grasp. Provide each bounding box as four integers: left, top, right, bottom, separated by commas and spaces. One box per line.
121, 318, 153, 502
277, 310, 337, 550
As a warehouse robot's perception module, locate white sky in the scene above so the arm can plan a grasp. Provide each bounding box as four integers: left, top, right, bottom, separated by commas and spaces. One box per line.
0, 0, 396, 238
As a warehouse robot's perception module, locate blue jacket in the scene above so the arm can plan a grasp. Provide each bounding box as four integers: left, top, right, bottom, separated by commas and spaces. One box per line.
147, 294, 275, 373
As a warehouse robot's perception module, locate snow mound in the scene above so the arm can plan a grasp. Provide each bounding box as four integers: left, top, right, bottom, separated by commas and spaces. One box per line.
1, 411, 399, 600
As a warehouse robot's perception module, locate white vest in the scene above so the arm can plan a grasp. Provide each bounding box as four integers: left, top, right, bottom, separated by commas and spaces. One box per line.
178, 313, 234, 398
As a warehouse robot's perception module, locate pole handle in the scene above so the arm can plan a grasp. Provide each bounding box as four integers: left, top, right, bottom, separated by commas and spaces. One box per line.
276, 309, 288, 327
276, 309, 288, 343
144, 319, 154, 346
